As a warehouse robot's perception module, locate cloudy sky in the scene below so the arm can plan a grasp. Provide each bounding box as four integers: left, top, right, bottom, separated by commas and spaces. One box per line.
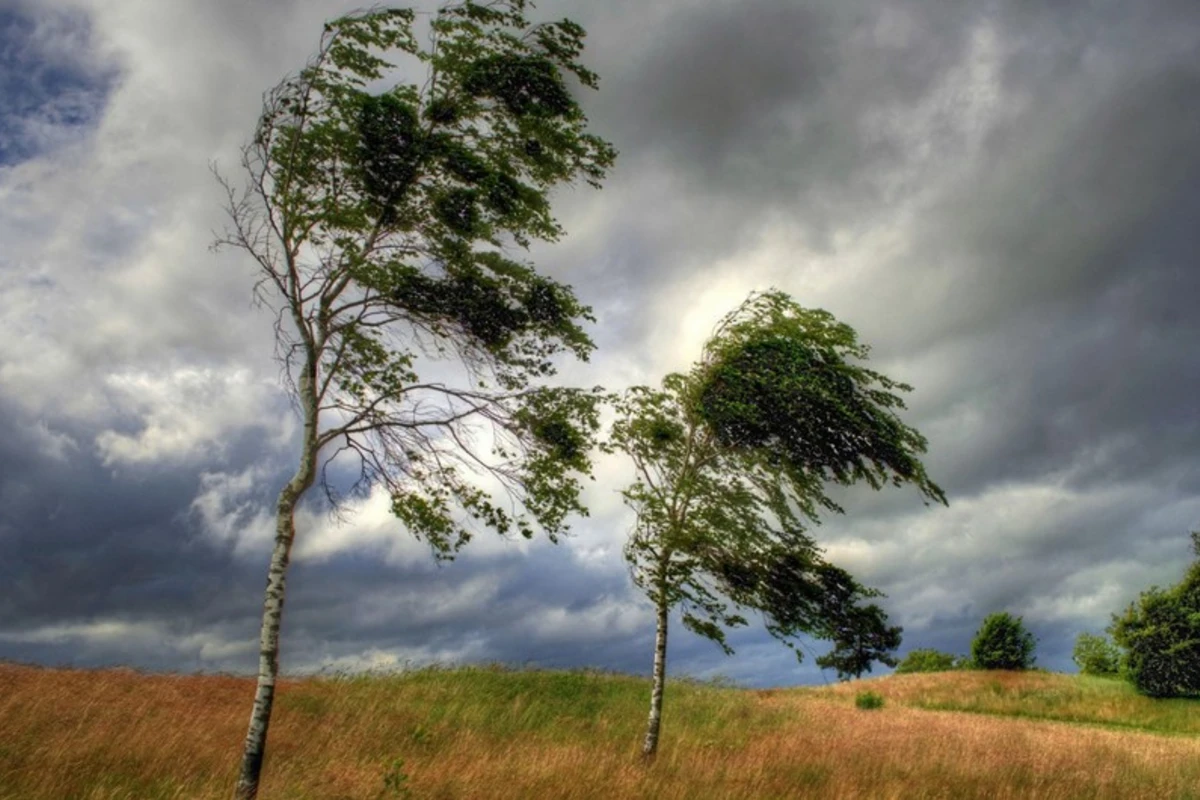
2, 0, 1199, 688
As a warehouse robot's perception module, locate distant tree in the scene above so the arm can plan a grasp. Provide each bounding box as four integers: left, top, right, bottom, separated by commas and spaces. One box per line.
970, 612, 1036, 670
805, 566, 905, 681
606, 290, 946, 760
894, 648, 959, 674
214, 4, 615, 797
1108, 531, 1200, 698
1072, 632, 1120, 676
751, 554, 904, 682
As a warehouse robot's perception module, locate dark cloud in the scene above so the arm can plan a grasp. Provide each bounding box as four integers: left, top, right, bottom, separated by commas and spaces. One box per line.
0, 401, 251, 630
0, 390, 661, 677
601, 0, 974, 201
2, 0, 1199, 690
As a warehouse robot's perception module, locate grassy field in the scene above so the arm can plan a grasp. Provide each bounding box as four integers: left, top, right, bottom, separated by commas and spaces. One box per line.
1, 662, 1198, 799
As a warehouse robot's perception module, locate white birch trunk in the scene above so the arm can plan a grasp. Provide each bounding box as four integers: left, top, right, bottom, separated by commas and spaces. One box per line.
234, 360, 318, 800
642, 582, 670, 760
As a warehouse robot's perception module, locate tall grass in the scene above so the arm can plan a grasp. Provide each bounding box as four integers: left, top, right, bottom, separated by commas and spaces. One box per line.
1, 662, 1198, 799
811, 670, 1200, 736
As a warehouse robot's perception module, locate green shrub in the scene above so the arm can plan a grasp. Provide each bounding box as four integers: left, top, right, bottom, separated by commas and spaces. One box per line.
1110, 586, 1200, 697
855, 691, 884, 710
970, 612, 1036, 670
1072, 632, 1119, 676
1110, 587, 1199, 697
894, 648, 959, 674
1108, 532, 1200, 699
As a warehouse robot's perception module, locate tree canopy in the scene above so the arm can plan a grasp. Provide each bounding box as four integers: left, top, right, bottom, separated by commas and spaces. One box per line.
217, 4, 615, 796
1072, 632, 1120, 676
895, 648, 963, 674
607, 289, 946, 756
610, 290, 945, 661
1109, 531, 1200, 697
218, 1, 617, 555
970, 612, 1037, 670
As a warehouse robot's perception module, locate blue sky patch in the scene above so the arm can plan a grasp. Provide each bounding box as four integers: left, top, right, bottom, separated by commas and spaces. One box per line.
0, 5, 117, 165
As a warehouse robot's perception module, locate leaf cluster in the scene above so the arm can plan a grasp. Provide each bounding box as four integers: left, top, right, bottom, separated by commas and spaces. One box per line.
692, 290, 946, 506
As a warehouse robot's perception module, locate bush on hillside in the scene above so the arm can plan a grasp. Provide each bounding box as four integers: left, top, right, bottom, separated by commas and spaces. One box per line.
1109, 533, 1200, 698
855, 691, 884, 710
1072, 632, 1120, 676
894, 648, 960, 674
1109, 532, 1200, 698
1110, 587, 1200, 698
970, 612, 1036, 670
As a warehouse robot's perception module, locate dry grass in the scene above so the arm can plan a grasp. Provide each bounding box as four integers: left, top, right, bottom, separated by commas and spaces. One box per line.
1, 662, 1198, 799
808, 670, 1200, 736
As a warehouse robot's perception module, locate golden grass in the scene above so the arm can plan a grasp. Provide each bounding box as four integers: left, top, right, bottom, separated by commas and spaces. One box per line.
1, 662, 1198, 799
808, 670, 1200, 736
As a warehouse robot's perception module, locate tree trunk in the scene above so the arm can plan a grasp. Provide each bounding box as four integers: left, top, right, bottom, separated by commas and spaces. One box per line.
642, 585, 670, 760
234, 360, 318, 800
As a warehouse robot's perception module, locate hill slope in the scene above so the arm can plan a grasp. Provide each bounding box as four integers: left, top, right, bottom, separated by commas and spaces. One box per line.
1, 663, 1197, 799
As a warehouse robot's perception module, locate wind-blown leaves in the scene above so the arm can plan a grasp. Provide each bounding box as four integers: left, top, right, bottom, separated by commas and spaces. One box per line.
609, 290, 946, 756
216, 4, 614, 795
694, 291, 946, 500
221, 2, 616, 546
609, 289, 946, 678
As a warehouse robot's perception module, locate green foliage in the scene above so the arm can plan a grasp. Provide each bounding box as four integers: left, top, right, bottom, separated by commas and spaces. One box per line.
605, 290, 945, 676
763, 559, 903, 680
692, 292, 947, 501
895, 648, 961, 674
217, 1, 616, 555
855, 691, 885, 710
970, 613, 1037, 671
1072, 633, 1120, 676
1108, 532, 1200, 698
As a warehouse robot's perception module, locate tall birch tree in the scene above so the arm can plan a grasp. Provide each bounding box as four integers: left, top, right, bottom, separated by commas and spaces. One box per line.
606, 290, 946, 759
214, 4, 615, 797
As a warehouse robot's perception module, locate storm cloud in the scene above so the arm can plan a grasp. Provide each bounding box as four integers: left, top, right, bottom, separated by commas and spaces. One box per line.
1, 0, 1198, 687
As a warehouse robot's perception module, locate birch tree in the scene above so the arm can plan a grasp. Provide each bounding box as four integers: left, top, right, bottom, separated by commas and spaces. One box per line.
214, 4, 615, 797
606, 290, 946, 759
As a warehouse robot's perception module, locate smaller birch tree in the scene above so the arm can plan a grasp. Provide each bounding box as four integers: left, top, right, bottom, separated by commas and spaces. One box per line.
215, 3, 615, 797
606, 290, 946, 760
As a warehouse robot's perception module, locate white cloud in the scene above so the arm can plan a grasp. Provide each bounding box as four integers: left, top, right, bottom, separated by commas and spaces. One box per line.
0, 618, 161, 644
351, 576, 505, 629
518, 594, 648, 643
292, 639, 492, 675
29, 421, 80, 461
176, 631, 258, 662
822, 477, 1200, 632
190, 464, 277, 556
0, 618, 255, 664
95, 366, 290, 465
